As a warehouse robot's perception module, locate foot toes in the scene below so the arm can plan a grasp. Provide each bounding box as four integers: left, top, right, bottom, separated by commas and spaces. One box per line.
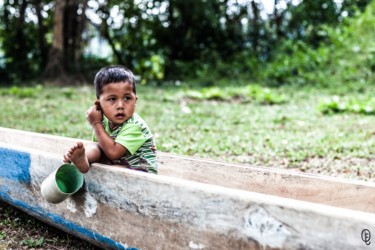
63, 155, 71, 163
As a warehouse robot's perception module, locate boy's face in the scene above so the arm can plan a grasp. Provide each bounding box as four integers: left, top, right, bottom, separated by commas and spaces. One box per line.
98, 81, 138, 126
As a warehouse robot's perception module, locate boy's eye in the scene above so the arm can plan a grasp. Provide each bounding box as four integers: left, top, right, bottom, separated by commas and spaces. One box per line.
124, 96, 131, 101
108, 97, 116, 101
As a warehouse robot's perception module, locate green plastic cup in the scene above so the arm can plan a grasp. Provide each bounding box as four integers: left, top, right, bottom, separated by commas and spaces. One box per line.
41, 164, 84, 204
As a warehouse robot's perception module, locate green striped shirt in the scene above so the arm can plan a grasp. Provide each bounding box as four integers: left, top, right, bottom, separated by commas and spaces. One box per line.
93, 113, 158, 174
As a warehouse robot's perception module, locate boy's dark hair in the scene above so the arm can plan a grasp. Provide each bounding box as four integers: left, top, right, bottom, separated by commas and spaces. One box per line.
94, 65, 136, 98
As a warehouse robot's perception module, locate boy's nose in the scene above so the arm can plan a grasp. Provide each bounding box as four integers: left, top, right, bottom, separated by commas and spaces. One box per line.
116, 100, 125, 109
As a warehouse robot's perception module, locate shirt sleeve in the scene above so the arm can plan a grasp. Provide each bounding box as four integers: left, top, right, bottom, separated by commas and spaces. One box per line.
115, 123, 147, 155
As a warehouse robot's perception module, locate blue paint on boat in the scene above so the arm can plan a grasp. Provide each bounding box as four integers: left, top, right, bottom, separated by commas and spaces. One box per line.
0, 147, 31, 184
0, 147, 137, 249
0, 191, 138, 250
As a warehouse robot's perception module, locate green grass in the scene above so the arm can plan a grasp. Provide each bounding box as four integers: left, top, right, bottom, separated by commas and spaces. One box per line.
1, 83, 375, 180
0, 201, 100, 249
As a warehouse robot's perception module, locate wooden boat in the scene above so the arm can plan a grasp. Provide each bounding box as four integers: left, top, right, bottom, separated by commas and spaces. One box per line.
0, 127, 374, 249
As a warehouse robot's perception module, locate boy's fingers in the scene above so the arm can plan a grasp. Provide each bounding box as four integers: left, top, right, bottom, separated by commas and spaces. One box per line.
86, 106, 95, 114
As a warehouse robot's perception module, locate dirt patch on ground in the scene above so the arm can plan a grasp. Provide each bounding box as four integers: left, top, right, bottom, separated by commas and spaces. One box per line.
277, 156, 375, 181
227, 155, 375, 181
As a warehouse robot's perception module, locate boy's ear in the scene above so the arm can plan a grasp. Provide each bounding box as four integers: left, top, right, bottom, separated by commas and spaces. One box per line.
95, 100, 102, 111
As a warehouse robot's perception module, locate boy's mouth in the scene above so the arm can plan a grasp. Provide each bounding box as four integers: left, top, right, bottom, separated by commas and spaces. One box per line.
115, 113, 125, 119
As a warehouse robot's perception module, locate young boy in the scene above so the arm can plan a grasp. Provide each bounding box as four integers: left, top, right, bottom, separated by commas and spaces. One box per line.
63, 65, 158, 174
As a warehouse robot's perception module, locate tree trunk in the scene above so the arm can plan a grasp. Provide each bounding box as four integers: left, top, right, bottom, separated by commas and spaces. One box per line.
14, 0, 29, 76
64, 0, 78, 71
64, 0, 87, 72
33, 0, 48, 69
43, 0, 87, 83
251, 0, 260, 57
75, 0, 88, 64
43, 0, 66, 82
273, 0, 284, 39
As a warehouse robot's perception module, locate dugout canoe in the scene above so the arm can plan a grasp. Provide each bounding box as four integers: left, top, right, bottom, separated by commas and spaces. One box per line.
0, 126, 374, 249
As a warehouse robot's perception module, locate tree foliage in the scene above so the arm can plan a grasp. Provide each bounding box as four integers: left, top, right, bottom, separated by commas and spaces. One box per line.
0, 0, 372, 85
263, 0, 375, 87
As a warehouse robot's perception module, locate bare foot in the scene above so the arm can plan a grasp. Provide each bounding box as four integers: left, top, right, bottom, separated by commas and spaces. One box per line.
64, 142, 90, 173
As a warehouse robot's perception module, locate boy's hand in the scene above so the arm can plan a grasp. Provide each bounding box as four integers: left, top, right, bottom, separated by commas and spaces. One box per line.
86, 103, 103, 126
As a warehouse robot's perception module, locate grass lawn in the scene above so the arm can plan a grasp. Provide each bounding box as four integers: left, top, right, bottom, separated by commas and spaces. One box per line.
1, 83, 374, 181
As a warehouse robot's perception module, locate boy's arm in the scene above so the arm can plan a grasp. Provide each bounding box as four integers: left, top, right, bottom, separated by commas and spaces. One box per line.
87, 104, 128, 160
92, 123, 128, 160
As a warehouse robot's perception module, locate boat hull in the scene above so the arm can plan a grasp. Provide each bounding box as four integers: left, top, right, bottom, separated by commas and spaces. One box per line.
0, 127, 374, 249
